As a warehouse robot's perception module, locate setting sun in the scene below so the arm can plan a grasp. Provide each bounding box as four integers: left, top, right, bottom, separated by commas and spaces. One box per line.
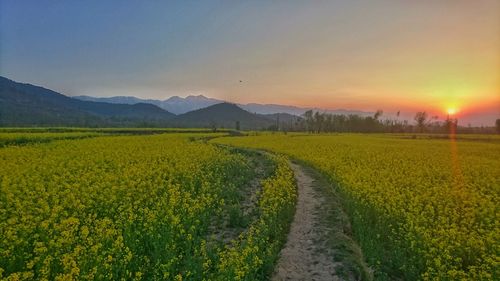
447, 108, 458, 115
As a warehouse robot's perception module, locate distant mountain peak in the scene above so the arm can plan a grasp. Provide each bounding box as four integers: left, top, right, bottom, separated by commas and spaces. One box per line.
185, 94, 210, 100
165, 95, 183, 102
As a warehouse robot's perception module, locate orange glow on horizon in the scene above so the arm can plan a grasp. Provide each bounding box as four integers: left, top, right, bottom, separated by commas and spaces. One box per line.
447, 108, 458, 115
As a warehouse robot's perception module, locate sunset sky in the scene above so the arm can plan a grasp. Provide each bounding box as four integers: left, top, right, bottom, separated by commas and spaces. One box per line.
1, 1, 499, 125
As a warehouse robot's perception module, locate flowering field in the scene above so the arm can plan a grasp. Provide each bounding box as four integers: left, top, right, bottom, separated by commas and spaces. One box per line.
0, 133, 296, 280
0, 132, 103, 147
214, 134, 500, 280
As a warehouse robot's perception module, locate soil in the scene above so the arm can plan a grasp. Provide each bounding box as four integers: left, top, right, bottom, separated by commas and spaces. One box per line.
272, 162, 341, 281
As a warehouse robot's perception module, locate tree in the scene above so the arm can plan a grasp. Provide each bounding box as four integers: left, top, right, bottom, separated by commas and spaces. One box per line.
210, 121, 217, 132
235, 120, 240, 131
414, 111, 428, 133
374, 110, 383, 120
444, 116, 457, 134
303, 110, 314, 133
314, 111, 324, 133
276, 113, 280, 131
496, 119, 500, 134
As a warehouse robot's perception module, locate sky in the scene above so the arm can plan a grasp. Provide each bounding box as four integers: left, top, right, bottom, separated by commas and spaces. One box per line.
1, 1, 499, 125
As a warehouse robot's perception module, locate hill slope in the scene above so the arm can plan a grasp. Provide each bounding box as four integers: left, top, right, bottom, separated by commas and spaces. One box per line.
0, 76, 175, 126
173, 103, 275, 130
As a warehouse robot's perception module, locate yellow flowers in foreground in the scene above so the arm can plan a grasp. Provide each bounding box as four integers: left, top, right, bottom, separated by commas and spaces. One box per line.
214, 133, 500, 280
0, 133, 297, 280
215, 155, 296, 280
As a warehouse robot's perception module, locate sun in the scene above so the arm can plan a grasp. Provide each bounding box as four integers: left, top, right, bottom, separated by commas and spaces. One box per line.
447, 108, 457, 115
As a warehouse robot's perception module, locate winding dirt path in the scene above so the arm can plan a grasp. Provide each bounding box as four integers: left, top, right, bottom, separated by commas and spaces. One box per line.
272, 162, 340, 281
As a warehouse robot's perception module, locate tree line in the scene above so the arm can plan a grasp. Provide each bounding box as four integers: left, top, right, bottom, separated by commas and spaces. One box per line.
271, 110, 500, 134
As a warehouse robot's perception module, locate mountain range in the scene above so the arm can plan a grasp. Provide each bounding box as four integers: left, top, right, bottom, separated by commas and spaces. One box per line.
74, 94, 372, 116
0, 76, 297, 129
74, 94, 221, 115
0, 76, 178, 127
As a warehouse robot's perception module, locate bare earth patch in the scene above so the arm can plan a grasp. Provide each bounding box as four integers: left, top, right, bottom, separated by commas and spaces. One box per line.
272, 162, 341, 281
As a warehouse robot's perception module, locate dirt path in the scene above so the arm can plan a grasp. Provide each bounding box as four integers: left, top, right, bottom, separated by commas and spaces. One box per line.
272, 162, 341, 281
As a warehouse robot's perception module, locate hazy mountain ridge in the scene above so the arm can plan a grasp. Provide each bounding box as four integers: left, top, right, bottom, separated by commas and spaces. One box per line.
73, 95, 373, 117
0, 76, 293, 129
74, 94, 222, 115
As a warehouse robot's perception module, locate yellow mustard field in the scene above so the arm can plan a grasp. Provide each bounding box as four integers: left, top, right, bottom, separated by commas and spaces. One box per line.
0, 132, 103, 147
213, 133, 500, 280
0, 133, 296, 280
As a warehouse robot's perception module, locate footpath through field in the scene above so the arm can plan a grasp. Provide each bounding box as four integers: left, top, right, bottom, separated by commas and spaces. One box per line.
272, 161, 372, 281
272, 162, 340, 281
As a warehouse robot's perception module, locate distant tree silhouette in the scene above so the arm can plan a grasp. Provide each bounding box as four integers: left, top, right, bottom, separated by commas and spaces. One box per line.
414, 112, 428, 133
496, 119, 500, 134
210, 121, 217, 132
444, 116, 458, 133
313, 111, 324, 133
304, 110, 314, 132
294, 109, 494, 134
300, 110, 388, 133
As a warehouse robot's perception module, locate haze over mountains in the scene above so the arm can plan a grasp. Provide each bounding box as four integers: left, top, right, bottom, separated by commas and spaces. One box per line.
74, 95, 221, 115
74, 95, 372, 117
0, 76, 299, 129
